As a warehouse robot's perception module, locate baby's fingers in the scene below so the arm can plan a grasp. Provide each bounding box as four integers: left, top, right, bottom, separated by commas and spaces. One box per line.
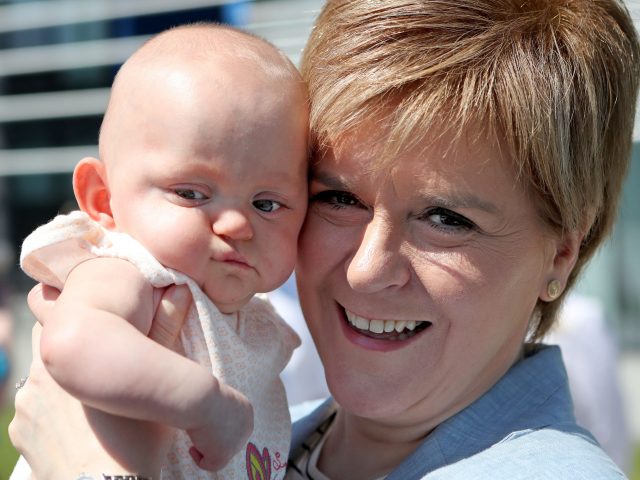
189, 446, 229, 472
189, 446, 205, 467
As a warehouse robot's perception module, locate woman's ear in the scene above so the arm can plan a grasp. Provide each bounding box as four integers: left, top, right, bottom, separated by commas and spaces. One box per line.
72, 157, 116, 229
539, 230, 583, 302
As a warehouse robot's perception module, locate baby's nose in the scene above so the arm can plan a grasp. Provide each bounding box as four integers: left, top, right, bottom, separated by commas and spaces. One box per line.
212, 209, 253, 240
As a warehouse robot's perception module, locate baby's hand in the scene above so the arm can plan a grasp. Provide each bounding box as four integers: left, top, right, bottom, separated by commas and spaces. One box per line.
186, 383, 254, 472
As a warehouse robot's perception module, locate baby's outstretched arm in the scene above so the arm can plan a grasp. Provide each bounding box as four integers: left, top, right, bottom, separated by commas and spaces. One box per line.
40, 257, 253, 471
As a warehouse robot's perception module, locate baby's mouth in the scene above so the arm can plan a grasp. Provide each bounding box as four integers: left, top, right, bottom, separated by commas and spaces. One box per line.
344, 308, 431, 340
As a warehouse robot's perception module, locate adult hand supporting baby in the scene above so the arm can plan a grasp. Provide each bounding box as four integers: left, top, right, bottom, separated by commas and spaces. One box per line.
26, 282, 61, 323
9, 284, 193, 479
149, 285, 192, 352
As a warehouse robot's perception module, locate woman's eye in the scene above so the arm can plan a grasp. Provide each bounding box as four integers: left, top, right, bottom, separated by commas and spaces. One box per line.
423, 207, 475, 232
308, 189, 370, 226
253, 199, 282, 213
174, 189, 207, 201
311, 190, 364, 209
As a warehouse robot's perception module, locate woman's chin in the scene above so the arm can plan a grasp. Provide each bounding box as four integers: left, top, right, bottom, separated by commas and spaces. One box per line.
324, 365, 420, 420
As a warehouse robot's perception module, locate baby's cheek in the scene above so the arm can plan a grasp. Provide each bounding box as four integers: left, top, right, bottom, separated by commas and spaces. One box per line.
260, 234, 298, 291
145, 235, 199, 274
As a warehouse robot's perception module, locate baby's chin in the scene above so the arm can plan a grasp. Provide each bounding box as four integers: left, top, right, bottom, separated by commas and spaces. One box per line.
206, 290, 256, 314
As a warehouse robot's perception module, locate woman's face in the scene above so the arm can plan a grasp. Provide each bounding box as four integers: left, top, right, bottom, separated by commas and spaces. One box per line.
296, 124, 568, 427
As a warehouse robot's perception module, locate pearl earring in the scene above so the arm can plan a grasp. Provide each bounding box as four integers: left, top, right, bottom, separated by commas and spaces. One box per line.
547, 279, 562, 300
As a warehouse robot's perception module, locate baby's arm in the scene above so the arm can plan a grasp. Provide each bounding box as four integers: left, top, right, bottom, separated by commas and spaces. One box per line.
40, 257, 253, 470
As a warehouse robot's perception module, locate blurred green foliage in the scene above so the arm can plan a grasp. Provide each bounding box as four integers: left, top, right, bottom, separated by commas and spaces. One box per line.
0, 404, 18, 480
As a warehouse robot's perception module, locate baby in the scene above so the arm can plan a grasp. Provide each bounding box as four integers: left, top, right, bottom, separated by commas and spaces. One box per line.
15, 23, 308, 479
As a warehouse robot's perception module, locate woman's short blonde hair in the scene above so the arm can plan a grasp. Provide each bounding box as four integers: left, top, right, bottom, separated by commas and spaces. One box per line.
301, 0, 640, 339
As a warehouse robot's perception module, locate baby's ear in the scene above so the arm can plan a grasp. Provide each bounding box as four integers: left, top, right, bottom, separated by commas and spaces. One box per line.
73, 157, 115, 229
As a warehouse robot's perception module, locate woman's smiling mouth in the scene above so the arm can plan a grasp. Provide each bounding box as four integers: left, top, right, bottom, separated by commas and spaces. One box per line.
344, 308, 432, 341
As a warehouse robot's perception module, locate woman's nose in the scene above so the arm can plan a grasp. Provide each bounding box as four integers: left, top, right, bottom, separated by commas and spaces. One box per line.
212, 209, 253, 240
346, 216, 411, 293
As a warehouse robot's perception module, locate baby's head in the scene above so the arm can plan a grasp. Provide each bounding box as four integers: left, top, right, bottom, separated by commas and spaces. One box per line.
73, 24, 309, 312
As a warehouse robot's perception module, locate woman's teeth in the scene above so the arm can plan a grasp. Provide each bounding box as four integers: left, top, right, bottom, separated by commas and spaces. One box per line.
345, 310, 423, 334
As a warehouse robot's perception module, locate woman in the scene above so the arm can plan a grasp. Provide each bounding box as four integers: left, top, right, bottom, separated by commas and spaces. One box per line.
10, 0, 639, 478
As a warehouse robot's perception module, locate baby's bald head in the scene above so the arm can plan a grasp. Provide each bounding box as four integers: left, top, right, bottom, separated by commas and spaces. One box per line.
118, 23, 299, 85
99, 23, 305, 167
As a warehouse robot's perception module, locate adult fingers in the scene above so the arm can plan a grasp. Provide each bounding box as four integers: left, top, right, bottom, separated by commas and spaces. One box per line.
10, 324, 54, 456
30, 322, 43, 361
26, 284, 61, 326
148, 285, 191, 350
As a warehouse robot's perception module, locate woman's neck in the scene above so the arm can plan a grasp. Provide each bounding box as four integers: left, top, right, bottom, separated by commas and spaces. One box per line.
317, 408, 431, 480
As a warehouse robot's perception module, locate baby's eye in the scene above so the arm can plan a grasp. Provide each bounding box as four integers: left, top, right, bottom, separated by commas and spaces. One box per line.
253, 199, 282, 213
174, 189, 207, 201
